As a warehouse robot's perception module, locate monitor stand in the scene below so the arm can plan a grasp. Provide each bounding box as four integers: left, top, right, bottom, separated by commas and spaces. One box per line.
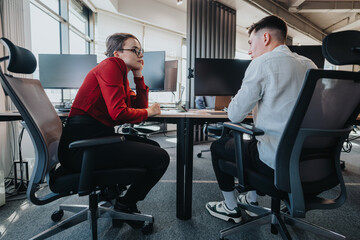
55, 89, 72, 112
215, 96, 232, 111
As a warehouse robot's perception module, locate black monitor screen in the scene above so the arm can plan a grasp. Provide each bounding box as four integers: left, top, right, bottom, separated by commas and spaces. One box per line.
164, 60, 178, 92
288, 45, 325, 68
39, 54, 97, 89
195, 58, 251, 96
129, 51, 165, 91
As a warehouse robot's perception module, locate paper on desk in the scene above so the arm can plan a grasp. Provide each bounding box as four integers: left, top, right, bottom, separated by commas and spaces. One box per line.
160, 109, 184, 115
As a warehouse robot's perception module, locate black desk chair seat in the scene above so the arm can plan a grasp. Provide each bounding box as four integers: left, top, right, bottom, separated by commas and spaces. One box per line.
217, 30, 360, 240
0, 38, 154, 239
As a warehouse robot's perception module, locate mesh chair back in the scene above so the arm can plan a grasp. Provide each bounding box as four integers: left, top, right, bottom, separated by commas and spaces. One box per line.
302, 76, 360, 181
275, 70, 360, 192
3, 75, 63, 180
0, 38, 63, 205
302, 78, 360, 147
275, 31, 360, 192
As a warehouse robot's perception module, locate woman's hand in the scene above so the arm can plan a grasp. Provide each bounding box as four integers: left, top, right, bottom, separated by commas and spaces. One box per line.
147, 103, 161, 117
132, 59, 144, 78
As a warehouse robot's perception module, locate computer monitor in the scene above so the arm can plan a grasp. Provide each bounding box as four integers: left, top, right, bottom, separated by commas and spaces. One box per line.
194, 58, 251, 96
128, 51, 165, 91
288, 45, 325, 68
164, 60, 178, 92
39, 54, 97, 89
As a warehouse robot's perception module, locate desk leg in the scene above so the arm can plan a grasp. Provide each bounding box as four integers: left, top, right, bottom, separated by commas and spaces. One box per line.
184, 118, 194, 219
176, 118, 186, 219
176, 118, 194, 220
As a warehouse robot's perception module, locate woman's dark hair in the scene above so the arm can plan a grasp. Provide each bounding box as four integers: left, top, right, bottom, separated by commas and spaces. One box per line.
105, 33, 140, 57
248, 15, 287, 43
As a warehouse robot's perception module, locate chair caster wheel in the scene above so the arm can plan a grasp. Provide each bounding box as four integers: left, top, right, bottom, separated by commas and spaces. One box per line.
197, 153, 202, 158
271, 224, 278, 235
141, 221, 154, 235
51, 209, 64, 222
112, 219, 124, 228
340, 160, 345, 170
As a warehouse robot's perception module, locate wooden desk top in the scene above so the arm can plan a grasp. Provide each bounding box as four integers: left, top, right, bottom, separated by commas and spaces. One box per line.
0, 111, 21, 117
1, 110, 359, 122
0, 111, 23, 121
0, 111, 68, 120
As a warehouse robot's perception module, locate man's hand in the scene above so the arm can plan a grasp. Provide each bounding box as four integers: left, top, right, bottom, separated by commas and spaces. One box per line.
147, 103, 161, 117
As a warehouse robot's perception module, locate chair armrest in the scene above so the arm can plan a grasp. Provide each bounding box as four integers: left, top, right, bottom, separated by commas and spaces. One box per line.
223, 122, 264, 191
69, 135, 125, 149
223, 122, 264, 136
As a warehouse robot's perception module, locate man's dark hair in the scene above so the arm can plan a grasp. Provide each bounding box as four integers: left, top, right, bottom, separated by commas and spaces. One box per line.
248, 15, 287, 42
105, 33, 140, 57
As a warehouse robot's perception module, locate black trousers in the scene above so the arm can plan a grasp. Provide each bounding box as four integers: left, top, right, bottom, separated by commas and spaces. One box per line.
210, 136, 274, 192
58, 115, 170, 203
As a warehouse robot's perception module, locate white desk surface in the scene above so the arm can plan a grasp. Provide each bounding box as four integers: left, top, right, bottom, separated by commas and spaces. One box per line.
157, 109, 229, 118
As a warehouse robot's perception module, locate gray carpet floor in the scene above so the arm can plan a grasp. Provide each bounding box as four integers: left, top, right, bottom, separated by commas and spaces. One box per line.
1, 130, 360, 240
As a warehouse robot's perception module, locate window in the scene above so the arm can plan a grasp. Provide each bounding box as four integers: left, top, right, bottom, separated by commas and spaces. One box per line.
38, 0, 59, 13
30, 0, 94, 104
69, 31, 87, 54
30, 3, 60, 80
69, 2, 87, 34
69, 0, 90, 54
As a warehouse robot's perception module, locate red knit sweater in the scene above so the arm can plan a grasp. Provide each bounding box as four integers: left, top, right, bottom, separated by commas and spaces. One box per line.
69, 57, 149, 127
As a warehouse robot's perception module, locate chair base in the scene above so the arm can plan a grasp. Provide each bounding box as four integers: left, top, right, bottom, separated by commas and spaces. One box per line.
197, 149, 210, 158
30, 194, 154, 240
219, 210, 345, 240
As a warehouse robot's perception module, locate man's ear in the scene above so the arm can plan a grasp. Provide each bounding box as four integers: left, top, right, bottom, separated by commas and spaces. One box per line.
113, 51, 119, 57
263, 32, 271, 46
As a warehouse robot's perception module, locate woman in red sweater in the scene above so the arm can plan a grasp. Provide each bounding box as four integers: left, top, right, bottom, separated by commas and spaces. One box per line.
58, 33, 170, 228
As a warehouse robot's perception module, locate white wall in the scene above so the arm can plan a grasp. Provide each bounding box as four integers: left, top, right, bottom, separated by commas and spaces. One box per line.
114, 0, 186, 34
95, 10, 145, 62
236, 26, 250, 55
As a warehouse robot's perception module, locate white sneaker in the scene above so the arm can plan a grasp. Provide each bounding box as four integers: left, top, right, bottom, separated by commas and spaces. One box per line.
205, 201, 242, 223
237, 194, 259, 217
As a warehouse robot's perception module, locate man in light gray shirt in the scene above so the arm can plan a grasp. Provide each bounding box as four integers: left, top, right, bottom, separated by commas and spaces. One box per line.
206, 15, 317, 223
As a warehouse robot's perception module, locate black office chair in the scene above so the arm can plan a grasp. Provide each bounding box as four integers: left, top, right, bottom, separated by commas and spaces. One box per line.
197, 123, 223, 158
218, 30, 360, 240
0, 38, 154, 239
195, 96, 224, 157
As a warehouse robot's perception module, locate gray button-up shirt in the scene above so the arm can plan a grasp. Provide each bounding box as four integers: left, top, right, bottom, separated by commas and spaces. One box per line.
228, 45, 317, 169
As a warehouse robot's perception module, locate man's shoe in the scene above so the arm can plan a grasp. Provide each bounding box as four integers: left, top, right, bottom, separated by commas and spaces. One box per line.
113, 198, 144, 229
237, 194, 259, 217
205, 201, 242, 223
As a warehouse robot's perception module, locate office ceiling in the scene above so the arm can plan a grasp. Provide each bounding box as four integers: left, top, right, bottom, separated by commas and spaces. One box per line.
91, 0, 360, 45
155, 0, 188, 11
281, 0, 360, 32
156, 0, 360, 44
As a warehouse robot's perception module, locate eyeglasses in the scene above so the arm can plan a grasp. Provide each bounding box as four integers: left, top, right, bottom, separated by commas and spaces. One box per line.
118, 48, 144, 57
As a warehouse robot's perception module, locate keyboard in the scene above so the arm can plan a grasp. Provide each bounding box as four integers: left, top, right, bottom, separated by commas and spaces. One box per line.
56, 108, 71, 112
160, 105, 176, 109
